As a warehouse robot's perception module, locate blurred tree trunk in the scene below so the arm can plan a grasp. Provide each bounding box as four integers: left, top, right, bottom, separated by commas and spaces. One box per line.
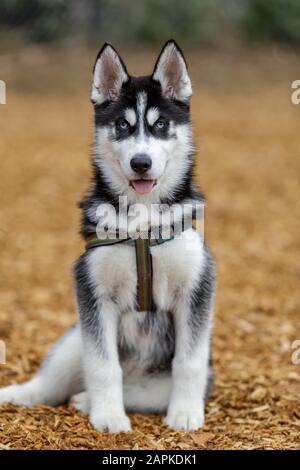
70, 0, 103, 40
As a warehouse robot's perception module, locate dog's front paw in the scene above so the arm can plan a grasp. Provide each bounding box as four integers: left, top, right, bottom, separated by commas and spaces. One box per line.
164, 406, 204, 431
90, 410, 131, 433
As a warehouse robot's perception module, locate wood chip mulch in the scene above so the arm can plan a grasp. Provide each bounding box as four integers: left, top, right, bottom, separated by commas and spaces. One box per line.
0, 49, 299, 450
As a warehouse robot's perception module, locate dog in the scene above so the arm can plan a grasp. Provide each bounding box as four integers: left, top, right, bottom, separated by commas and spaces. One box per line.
0, 40, 215, 433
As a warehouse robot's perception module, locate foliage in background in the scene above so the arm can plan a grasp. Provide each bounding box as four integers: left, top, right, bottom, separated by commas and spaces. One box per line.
0, 0, 300, 46
109, 0, 210, 43
242, 0, 300, 44
0, 0, 69, 43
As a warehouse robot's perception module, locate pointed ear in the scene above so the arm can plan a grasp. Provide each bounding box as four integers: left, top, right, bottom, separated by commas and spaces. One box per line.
152, 40, 192, 103
91, 43, 129, 105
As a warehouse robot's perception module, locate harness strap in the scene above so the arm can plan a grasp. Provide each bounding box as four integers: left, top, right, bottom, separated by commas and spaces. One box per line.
84, 217, 202, 312
135, 238, 153, 312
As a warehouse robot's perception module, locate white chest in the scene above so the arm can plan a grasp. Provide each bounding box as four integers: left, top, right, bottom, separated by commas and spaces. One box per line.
87, 229, 204, 313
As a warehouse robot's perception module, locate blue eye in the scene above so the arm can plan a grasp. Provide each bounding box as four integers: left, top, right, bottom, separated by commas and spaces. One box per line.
154, 119, 167, 130
117, 119, 129, 130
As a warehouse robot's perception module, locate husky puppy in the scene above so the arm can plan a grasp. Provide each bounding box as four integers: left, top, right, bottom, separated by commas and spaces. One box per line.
0, 40, 215, 432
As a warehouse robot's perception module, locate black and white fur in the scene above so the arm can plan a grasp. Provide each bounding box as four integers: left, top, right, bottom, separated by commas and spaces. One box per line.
0, 41, 216, 433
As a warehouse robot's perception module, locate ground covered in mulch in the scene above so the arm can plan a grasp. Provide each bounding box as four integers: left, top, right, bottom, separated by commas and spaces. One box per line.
0, 47, 299, 450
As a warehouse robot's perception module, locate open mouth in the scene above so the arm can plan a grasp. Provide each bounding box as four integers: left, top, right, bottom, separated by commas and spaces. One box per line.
130, 179, 157, 194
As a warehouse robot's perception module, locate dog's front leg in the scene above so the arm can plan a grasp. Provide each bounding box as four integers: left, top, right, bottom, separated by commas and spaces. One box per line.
165, 268, 214, 432
75, 258, 130, 433
165, 301, 211, 431
80, 299, 130, 433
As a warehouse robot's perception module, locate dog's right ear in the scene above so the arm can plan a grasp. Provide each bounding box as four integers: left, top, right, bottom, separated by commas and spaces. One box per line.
152, 40, 192, 103
91, 43, 129, 105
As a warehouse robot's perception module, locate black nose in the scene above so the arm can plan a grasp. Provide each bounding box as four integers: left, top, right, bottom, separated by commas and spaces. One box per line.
130, 154, 152, 174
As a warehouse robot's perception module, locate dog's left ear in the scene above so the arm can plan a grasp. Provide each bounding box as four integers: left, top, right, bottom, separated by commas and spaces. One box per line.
91, 43, 129, 105
152, 40, 192, 103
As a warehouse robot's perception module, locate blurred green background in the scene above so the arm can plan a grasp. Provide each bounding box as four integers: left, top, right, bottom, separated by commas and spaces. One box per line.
1, 0, 300, 49
1, 0, 300, 456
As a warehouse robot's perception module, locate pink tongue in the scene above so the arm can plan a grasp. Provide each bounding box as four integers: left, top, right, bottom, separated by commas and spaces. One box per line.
131, 179, 155, 194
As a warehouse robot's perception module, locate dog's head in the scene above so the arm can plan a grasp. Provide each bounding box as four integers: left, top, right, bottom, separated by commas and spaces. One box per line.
91, 40, 194, 203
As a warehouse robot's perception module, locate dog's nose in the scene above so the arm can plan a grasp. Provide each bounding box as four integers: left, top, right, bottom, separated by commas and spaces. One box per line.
130, 154, 152, 174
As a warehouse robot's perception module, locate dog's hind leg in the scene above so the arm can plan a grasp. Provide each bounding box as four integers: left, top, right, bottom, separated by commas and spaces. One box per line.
124, 373, 172, 413
0, 324, 84, 407
70, 373, 172, 416
69, 390, 89, 414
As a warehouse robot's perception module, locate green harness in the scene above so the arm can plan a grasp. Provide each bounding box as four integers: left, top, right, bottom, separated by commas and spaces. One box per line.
85, 217, 201, 312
